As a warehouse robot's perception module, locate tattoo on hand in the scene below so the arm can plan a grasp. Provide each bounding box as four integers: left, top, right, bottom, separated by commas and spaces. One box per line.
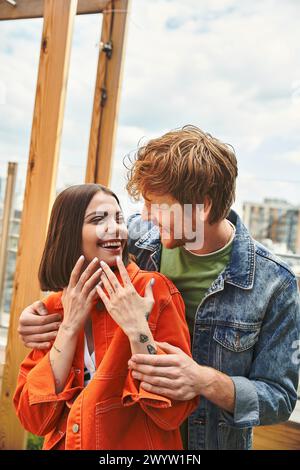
147, 344, 157, 355
139, 334, 149, 343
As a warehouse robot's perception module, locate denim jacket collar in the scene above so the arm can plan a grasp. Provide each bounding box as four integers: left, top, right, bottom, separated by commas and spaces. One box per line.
133, 209, 256, 290
135, 224, 161, 252
224, 210, 256, 290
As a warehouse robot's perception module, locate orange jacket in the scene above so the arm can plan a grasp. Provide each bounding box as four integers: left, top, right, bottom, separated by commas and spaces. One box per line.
14, 262, 199, 450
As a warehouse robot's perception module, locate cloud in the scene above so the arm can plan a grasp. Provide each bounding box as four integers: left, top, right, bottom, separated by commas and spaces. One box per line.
273, 150, 300, 167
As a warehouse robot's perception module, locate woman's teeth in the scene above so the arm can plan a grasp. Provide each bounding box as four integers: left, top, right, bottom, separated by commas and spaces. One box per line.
99, 241, 122, 249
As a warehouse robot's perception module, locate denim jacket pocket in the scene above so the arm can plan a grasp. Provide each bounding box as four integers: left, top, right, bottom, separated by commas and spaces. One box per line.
212, 323, 262, 376
213, 323, 261, 352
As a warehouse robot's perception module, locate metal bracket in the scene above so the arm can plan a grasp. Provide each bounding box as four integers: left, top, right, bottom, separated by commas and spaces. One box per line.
101, 87, 107, 107
101, 41, 113, 59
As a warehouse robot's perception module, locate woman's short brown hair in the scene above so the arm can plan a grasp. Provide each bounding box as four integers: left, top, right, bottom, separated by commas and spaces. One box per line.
125, 125, 238, 224
38, 184, 129, 292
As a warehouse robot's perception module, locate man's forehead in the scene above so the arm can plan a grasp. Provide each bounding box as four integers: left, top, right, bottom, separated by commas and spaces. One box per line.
143, 192, 176, 204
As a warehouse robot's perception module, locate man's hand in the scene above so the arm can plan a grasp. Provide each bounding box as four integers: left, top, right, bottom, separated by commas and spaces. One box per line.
18, 300, 62, 350
128, 341, 202, 401
128, 341, 235, 413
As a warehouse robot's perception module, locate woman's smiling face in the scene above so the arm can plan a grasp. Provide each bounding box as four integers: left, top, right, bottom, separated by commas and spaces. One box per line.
82, 191, 128, 267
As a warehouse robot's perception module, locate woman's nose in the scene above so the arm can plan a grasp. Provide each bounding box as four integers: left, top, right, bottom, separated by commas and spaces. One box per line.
106, 218, 120, 237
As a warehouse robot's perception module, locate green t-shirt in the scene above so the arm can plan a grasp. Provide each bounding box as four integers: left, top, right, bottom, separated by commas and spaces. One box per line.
159, 230, 234, 449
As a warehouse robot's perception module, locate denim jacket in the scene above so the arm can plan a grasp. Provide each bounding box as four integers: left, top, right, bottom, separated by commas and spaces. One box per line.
127, 209, 300, 450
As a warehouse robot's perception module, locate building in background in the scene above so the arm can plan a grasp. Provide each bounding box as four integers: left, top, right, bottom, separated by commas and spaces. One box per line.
0, 173, 22, 322
243, 198, 300, 255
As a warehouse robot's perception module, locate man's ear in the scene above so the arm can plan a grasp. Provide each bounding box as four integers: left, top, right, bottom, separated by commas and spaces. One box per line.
203, 196, 212, 222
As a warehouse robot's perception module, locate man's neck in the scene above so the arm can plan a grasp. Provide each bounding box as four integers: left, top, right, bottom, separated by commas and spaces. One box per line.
187, 219, 234, 256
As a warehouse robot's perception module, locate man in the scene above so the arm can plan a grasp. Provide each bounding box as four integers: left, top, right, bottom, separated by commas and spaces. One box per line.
18, 126, 300, 450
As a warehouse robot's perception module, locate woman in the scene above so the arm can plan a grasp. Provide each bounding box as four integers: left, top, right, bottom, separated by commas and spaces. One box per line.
14, 183, 198, 450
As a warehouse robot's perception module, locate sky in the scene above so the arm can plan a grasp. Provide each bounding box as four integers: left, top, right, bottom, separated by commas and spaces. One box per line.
0, 0, 300, 217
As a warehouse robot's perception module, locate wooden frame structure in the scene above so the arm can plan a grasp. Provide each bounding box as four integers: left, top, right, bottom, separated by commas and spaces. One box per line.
0, 0, 129, 449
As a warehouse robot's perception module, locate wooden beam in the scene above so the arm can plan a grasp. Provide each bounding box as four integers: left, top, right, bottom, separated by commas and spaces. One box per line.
0, 0, 110, 20
0, 0, 77, 450
253, 422, 300, 450
85, 0, 129, 185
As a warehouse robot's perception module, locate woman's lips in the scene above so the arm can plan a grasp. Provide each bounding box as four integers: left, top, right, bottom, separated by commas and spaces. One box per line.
100, 246, 122, 254
97, 241, 124, 254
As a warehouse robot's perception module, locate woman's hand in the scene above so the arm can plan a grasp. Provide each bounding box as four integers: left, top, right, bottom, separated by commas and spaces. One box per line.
61, 255, 102, 335
96, 256, 155, 340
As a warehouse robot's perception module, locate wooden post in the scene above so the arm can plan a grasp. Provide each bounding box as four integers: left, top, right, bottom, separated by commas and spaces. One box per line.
85, 0, 130, 184
0, 0, 110, 20
0, 162, 17, 324
0, 0, 78, 450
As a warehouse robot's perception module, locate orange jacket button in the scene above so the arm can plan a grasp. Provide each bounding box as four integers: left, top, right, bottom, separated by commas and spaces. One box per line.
72, 423, 79, 433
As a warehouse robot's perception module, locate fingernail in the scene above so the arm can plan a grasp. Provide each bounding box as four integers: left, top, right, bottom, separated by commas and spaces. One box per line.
100, 260, 106, 267
93, 257, 98, 263
79, 255, 84, 261
116, 256, 120, 262
150, 278, 155, 286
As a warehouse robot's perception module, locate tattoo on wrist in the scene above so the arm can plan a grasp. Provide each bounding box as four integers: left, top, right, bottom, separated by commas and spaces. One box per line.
53, 344, 62, 353
147, 344, 157, 355
139, 334, 149, 343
